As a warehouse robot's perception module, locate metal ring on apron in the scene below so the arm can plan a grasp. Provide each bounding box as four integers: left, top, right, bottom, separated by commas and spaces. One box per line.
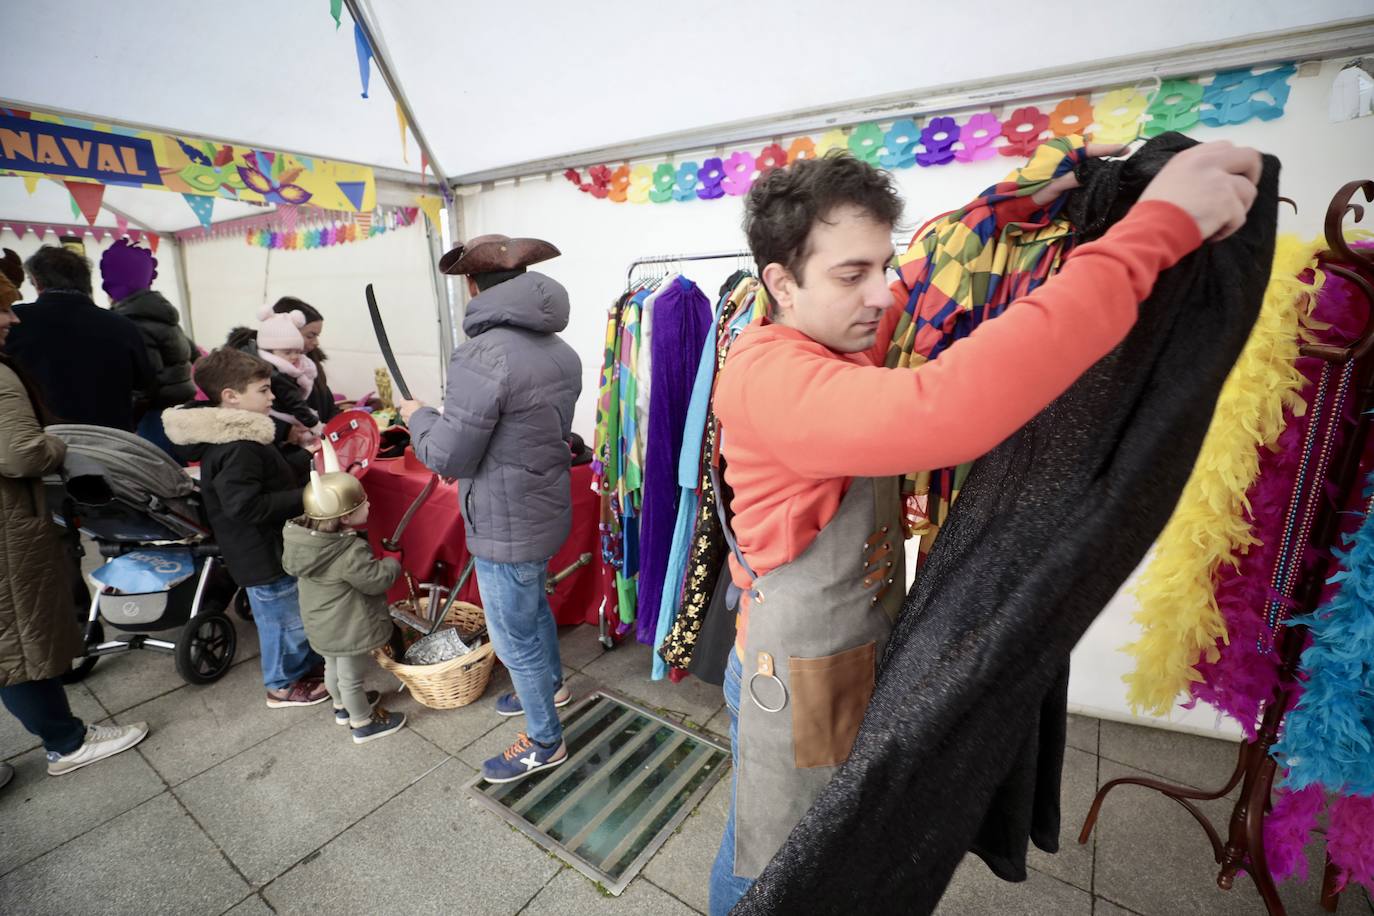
747, 651, 788, 713
747, 671, 788, 713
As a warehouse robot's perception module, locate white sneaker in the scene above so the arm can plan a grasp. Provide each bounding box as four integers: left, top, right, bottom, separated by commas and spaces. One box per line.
47, 723, 149, 776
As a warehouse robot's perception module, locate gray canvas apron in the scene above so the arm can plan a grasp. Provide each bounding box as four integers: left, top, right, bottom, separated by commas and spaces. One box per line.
716, 472, 906, 878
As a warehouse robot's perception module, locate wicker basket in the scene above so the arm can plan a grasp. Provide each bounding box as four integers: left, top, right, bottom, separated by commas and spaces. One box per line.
375, 596, 496, 709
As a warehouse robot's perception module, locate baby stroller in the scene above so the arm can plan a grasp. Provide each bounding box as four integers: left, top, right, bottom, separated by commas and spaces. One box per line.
44, 425, 238, 685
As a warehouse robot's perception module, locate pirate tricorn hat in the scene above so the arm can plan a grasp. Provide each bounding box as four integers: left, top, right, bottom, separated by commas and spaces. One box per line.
303, 438, 368, 521
438, 234, 560, 276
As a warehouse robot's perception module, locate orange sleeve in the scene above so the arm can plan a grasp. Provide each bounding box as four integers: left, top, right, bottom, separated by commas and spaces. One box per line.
723, 200, 1202, 479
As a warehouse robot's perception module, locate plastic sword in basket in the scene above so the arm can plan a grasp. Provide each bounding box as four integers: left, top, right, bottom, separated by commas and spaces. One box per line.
382, 472, 442, 633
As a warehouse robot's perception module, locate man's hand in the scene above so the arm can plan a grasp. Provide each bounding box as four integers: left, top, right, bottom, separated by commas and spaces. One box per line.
1138, 140, 1262, 242
399, 399, 424, 425
1030, 143, 1129, 206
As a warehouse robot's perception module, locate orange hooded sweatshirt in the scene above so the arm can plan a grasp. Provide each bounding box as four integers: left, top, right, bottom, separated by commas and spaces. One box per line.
715, 200, 1203, 652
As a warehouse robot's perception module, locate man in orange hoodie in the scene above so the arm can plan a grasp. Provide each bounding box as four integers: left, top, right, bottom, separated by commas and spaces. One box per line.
708, 140, 1262, 915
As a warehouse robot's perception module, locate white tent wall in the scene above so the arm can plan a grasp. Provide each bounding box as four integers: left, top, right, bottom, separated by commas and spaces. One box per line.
179, 219, 444, 407
0, 227, 189, 322
458, 56, 1374, 739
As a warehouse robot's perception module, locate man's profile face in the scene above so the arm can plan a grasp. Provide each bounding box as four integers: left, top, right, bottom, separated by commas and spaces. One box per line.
767, 205, 895, 354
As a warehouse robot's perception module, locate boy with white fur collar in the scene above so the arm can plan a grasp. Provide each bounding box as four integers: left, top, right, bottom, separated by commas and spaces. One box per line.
164, 347, 327, 708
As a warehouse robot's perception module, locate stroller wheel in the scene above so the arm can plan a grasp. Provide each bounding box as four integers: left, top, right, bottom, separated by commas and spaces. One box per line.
232, 589, 254, 623
62, 619, 103, 685
175, 613, 237, 685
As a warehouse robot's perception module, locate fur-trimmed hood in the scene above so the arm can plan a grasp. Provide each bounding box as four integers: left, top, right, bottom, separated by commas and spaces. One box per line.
163, 403, 275, 450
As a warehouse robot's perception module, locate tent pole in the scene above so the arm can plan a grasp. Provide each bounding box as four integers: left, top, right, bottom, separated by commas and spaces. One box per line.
344, 0, 449, 184
171, 238, 197, 345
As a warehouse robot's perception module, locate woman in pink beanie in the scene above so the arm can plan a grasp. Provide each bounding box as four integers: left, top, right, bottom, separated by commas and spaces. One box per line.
220, 306, 321, 445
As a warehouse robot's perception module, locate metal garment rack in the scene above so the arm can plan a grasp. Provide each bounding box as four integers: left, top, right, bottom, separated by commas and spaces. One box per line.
598, 250, 756, 651
1079, 180, 1374, 916
624, 249, 754, 288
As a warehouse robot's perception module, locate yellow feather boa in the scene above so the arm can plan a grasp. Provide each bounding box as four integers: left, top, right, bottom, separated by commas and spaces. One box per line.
1122, 235, 1325, 716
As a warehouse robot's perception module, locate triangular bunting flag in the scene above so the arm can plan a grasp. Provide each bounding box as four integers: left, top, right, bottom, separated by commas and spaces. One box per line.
22, 175, 39, 195
129, 230, 143, 244
396, 102, 409, 163
182, 193, 215, 229
336, 181, 368, 211
64, 181, 105, 226
416, 194, 443, 229
115, 215, 129, 237
330, 0, 343, 28
420, 152, 429, 186
148, 234, 160, 254
354, 22, 373, 98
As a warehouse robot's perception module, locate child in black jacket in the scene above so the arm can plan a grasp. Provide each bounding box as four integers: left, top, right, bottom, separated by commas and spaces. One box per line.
164, 348, 326, 708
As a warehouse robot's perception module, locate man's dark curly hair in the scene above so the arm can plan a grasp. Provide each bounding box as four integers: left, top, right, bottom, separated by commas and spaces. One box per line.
743, 151, 903, 290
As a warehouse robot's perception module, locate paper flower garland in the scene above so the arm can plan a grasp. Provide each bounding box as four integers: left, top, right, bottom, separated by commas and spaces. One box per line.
564, 65, 1294, 206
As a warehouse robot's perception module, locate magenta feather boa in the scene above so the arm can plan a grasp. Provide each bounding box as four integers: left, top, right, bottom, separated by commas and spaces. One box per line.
1188, 247, 1374, 894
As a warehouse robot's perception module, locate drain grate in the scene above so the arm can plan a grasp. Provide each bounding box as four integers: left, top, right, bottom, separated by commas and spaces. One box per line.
466, 690, 730, 895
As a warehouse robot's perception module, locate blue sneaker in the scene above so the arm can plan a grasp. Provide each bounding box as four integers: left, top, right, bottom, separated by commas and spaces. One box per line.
334, 691, 382, 725
351, 708, 406, 744
495, 685, 572, 718
482, 732, 567, 784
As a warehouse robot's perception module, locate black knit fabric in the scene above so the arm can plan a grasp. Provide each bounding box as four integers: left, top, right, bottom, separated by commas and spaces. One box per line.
733, 133, 1279, 914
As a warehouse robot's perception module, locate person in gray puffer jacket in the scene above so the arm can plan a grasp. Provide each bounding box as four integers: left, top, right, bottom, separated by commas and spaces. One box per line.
400, 234, 581, 784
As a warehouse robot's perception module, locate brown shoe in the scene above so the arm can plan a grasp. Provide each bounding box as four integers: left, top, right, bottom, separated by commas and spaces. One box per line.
266, 679, 331, 708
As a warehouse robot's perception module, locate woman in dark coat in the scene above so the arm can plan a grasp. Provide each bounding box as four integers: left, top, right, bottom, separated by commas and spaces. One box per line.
0, 255, 149, 787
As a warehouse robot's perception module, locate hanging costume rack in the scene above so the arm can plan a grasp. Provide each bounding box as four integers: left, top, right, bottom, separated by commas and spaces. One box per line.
1079, 179, 1374, 916
625, 250, 754, 287
599, 249, 756, 651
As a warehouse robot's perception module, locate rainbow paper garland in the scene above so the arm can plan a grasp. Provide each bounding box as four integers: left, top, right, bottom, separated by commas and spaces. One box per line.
245, 206, 418, 250
563, 65, 1294, 206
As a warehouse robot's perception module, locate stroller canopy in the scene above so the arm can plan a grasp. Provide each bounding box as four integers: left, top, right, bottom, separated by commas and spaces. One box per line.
47, 425, 196, 509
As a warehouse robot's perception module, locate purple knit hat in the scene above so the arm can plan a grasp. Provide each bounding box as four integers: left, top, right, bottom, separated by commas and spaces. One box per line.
100, 239, 158, 302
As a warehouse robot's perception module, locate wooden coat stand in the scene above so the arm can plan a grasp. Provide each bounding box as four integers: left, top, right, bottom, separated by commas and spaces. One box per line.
1078, 180, 1374, 916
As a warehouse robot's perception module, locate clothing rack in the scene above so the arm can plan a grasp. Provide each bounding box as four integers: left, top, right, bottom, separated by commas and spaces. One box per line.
599, 250, 757, 651
1078, 179, 1374, 916
624, 250, 754, 287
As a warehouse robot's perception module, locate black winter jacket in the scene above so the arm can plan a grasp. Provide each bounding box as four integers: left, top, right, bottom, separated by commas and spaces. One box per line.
6, 291, 155, 431
112, 289, 196, 408
163, 403, 309, 586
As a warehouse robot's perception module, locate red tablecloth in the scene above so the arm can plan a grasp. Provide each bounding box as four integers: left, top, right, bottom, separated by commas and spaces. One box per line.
360, 449, 603, 626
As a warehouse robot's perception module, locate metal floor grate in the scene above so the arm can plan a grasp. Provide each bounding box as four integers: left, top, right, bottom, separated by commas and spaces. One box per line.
466, 690, 730, 895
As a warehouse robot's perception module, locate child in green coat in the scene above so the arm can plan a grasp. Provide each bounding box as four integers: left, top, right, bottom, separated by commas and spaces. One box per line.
281, 442, 406, 743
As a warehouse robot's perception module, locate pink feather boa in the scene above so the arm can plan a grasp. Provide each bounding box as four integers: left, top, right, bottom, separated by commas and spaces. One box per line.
1190, 247, 1374, 894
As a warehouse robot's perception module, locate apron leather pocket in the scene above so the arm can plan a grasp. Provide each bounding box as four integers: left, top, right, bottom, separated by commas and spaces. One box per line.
788, 641, 875, 769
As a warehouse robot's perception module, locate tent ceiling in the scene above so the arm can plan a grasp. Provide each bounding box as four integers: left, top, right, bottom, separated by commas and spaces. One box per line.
2, 0, 1370, 184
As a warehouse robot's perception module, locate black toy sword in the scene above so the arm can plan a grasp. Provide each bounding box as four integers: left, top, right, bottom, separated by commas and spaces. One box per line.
366, 283, 411, 401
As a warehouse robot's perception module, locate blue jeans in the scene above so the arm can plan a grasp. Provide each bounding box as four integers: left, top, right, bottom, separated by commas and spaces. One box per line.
710, 650, 754, 915
474, 557, 563, 747
244, 576, 321, 691
1, 677, 86, 755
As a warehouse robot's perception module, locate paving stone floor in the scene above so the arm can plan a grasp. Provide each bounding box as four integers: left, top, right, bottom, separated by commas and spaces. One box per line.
3, 617, 1371, 915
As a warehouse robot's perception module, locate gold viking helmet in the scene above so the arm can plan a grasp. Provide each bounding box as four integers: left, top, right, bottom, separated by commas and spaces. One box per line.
303, 438, 368, 521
